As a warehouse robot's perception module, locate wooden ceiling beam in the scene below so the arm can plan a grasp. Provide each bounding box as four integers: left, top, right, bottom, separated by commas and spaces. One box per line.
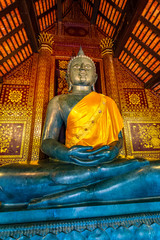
17, 0, 39, 52
91, 0, 100, 24
145, 70, 160, 89
123, 48, 154, 76
0, 24, 24, 43
57, 0, 62, 21
0, 41, 30, 66
140, 16, 160, 36
25, 0, 40, 37
106, 0, 122, 13
99, 12, 116, 28
0, 2, 17, 18
114, 0, 148, 58
131, 33, 160, 61
37, 6, 56, 19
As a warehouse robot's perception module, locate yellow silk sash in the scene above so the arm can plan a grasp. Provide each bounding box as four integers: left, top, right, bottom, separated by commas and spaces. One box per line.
65, 92, 123, 148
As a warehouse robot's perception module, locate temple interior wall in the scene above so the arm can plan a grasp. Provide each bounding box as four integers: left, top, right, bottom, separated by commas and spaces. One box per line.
0, 21, 160, 164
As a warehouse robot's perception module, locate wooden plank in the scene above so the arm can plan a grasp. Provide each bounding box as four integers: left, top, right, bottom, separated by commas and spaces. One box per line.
0, 41, 30, 65
0, 2, 17, 18
37, 6, 56, 19
131, 33, 160, 61
91, 0, 100, 24
0, 24, 24, 43
57, 0, 62, 21
17, 0, 39, 52
114, 0, 148, 57
122, 48, 154, 76
140, 16, 160, 36
145, 70, 160, 88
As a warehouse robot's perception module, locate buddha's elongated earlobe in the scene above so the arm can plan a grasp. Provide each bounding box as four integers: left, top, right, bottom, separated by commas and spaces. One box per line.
66, 73, 73, 92
92, 74, 97, 91
91, 84, 95, 91
68, 81, 73, 92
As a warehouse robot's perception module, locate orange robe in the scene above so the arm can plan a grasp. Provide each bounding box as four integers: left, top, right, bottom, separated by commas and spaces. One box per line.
65, 92, 123, 149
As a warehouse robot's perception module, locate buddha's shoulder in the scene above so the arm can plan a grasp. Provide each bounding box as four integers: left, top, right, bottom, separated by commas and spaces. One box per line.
48, 94, 72, 105
99, 93, 116, 104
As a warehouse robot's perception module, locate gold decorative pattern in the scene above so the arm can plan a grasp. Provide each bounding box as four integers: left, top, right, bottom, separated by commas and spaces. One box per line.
129, 93, 140, 105
123, 111, 160, 160
56, 59, 69, 95
59, 60, 70, 69
0, 121, 26, 158
38, 32, 54, 53
0, 85, 30, 107
0, 54, 38, 164
100, 38, 113, 56
114, 58, 160, 159
8, 90, 22, 103
3, 58, 33, 85
31, 49, 52, 162
123, 88, 148, 110
102, 53, 121, 109
128, 121, 160, 153
49, 56, 56, 101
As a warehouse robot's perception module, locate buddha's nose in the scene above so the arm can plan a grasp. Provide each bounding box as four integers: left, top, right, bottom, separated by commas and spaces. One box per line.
80, 63, 85, 71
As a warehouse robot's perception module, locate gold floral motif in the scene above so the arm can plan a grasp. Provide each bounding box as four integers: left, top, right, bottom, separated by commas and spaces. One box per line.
129, 93, 140, 105
0, 124, 13, 153
59, 61, 69, 69
57, 77, 68, 95
60, 70, 66, 79
138, 124, 160, 149
8, 90, 23, 103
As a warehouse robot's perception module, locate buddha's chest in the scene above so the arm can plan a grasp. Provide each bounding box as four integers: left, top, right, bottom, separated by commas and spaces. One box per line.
59, 95, 85, 123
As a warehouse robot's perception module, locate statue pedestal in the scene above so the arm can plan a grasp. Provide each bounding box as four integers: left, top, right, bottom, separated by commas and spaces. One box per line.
1, 200, 160, 239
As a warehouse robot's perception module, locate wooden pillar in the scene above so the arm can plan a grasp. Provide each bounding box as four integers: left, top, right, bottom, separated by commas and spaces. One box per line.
100, 38, 126, 156
100, 38, 120, 108
30, 32, 54, 163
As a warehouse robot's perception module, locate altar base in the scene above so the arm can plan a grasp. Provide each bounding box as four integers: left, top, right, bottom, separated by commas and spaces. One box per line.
1, 200, 160, 239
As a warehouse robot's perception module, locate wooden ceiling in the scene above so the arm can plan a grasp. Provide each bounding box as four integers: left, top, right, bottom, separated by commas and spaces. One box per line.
0, 0, 160, 95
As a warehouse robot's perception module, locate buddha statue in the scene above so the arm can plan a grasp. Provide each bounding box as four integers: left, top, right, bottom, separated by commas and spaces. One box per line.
41, 47, 124, 166
0, 48, 159, 210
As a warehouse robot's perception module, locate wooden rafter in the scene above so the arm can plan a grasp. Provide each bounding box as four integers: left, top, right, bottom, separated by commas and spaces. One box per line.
131, 34, 160, 62
98, 11, 117, 28
114, 0, 148, 57
37, 6, 56, 19
91, 0, 100, 24
145, 70, 160, 88
140, 16, 160, 36
0, 41, 30, 66
25, 0, 40, 37
106, 0, 123, 13
123, 48, 154, 76
17, 0, 39, 52
0, 1, 17, 18
57, 0, 62, 21
0, 23, 24, 43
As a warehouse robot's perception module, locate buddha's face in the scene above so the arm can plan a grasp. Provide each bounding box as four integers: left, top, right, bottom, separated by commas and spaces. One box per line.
69, 57, 97, 86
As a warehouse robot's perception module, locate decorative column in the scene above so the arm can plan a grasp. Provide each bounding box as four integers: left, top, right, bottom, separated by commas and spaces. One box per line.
30, 32, 54, 163
100, 38, 120, 108
100, 38, 126, 156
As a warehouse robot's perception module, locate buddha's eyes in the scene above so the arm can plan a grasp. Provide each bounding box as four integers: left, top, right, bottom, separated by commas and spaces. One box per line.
85, 64, 92, 69
73, 64, 92, 70
73, 64, 80, 69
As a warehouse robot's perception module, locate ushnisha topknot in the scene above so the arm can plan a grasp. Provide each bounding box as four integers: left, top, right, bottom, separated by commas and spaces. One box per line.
67, 46, 96, 76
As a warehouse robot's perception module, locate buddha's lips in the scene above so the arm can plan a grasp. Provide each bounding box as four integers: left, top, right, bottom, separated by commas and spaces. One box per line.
79, 73, 87, 80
